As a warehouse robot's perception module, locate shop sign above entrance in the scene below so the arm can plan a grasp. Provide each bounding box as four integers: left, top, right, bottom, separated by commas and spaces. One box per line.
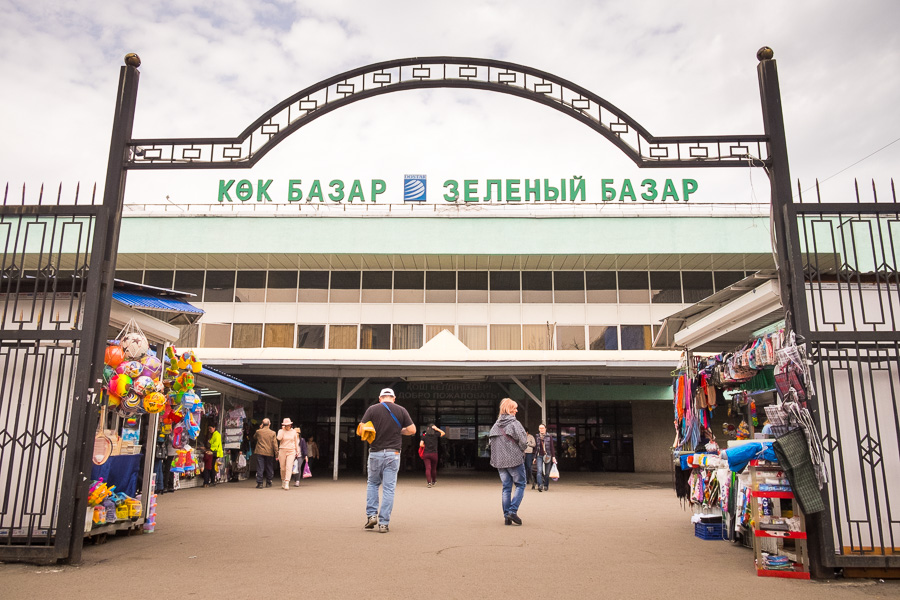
216, 175, 700, 204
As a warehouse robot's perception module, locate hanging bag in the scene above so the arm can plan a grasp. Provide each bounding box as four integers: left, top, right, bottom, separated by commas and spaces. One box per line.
302, 461, 312, 479
549, 463, 560, 481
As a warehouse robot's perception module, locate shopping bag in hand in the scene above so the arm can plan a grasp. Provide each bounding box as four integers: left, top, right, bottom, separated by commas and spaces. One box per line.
302, 462, 312, 479
292, 458, 300, 474
549, 463, 560, 481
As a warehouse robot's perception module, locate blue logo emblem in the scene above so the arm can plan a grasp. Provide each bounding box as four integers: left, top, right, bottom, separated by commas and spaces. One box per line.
404, 175, 426, 202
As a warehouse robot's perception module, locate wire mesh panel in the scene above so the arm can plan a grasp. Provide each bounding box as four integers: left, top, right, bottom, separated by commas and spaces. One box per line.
0, 185, 106, 561
788, 181, 900, 566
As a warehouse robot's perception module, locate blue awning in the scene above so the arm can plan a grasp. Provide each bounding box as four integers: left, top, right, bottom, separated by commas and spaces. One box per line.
112, 290, 205, 315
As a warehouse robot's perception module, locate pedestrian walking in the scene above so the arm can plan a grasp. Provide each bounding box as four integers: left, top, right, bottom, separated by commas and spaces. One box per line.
276, 418, 300, 490
207, 424, 223, 485
488, 398, 527, 526
291, 426, 309, 487
535, 423, 556, 492
524, 427, 536, 488
420, 423, 445, 487
360, 388, 415, 533
253, 418, 277, 488
307, 435, 320, 472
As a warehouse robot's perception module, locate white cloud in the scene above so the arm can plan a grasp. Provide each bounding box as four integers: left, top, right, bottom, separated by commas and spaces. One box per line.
0, 0, 897, 205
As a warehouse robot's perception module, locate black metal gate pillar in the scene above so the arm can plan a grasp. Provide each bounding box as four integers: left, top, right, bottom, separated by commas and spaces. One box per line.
757, 48, 831, 579
65, 54, 141, 564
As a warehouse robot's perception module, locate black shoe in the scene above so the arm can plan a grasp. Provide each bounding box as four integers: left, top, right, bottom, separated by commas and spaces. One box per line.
543, 487, 548, 491
531, 484, 536, 490
265, 481, 272, 487
538, 487, 543, 492
256, 483, 263, 489
504, 516, 512, 526
509, 514, 522, 526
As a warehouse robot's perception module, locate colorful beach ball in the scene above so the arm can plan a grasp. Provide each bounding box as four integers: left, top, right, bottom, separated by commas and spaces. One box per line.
132, 375, 155, 396
121, 332, 149, 360
140, 355, 162, 378
108, 374, 132, 398
116, 360, 142, 378
143, 391, 166, 413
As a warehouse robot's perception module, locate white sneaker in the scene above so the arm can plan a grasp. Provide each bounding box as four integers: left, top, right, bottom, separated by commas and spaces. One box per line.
293, 481, 300, 487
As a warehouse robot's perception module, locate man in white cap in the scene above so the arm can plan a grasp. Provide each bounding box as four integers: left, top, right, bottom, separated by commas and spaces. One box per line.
360, 388, 415, 533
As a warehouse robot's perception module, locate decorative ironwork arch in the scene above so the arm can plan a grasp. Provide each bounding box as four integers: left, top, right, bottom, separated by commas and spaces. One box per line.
126, 57, 768, 170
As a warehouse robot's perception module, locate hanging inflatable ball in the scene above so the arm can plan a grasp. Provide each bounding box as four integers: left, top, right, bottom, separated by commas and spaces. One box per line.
102, 364, 115, 390
132, 375, 155, 396
140, 355, 162, 379
121, 391, 143, 411
116, 360, 143, 378
121, 332, 149, 360
108, 373, 132, 398
105, 345, 125, 369
143, 391, 166, 413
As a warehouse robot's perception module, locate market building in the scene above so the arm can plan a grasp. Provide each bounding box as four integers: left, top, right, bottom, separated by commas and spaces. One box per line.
111, 201, 775, 477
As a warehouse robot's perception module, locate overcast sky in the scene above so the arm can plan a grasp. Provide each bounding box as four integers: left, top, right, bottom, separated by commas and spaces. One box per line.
1, 0, 897, 206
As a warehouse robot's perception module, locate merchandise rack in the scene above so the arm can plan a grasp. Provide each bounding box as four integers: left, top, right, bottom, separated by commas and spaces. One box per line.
749, 460, 810, 579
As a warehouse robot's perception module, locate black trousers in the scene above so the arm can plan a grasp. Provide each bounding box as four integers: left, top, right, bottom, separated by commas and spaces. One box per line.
256, 454, 275, 484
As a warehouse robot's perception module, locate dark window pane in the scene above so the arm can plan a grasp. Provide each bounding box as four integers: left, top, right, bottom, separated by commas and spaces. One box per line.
360, 324, 391, 349
554, 272, 585, 291
268, 271, 298, 288
299, 271, 329, 289
589, 326, 618, 350
621, 325, 652, 350
331, 271, 361, 289
426, 271, 455, 290
362, 271, 392, 289
522, 271, 552, 290
235, 271, 266, 302
586, 272, 616, 290
297, 325, 325, 349
144, 270, 174, 289
650, 272, 682, 303
714, 271, 745, 291
394, 271, 424, 289
458, 271, 488, 290
115, 270, 143, 284
682, 271, 714, 303
174, 271, 204, 298
204, 271, 235, 302
618, 271, 648, 290
490, 272, 519, 291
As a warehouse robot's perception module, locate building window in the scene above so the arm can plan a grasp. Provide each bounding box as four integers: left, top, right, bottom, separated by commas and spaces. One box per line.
394, 271, 424, 303
426, 271, 456, 303
714, 271, 745, 292
393, 324, 423, 349
174, 270, 205, 299
554, 272, 585, 303
360, 324, 391, 349
682, 271, 714, 303
299, 271, 329, 302
523, 324, 552, 350
199, 323, 231, 347
522, 271, 552, 303
297, 325, 325, 349
458, 271, 488, 303
115, 270, 143, 284
620, 325, 652, 350
328, 325, 358, 349
232, 323, 263, 348
176, 324, 199, 348
267, 271, 298, 302
589, 326, 618, 350
557, 325, 586, 350
586, 271, 617, 303
264, 323, 294, 347
490, 324, 521, 350
426, 325, 455, 341
144, 270, 174, 290
205, 271, 236, 302
330, 271, 360, 303
617, 271, 649, 303
490, 271, 520, 303
235, 271, 266, 302
650, 271, 682, 303
361, 271, 392, 303
459, 325, 487, 350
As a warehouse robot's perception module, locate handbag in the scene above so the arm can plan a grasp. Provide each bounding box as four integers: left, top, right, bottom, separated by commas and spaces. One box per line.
302, 462, 312, 479
549, 463, 560, 481
418, 446, 425, 459
292, 458, 300, 475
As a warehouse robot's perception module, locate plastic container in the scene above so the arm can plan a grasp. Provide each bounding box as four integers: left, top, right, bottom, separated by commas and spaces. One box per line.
695, 522, 724, 540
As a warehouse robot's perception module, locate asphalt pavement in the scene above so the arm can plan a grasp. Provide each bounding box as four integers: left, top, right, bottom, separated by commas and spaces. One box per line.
2, 470, 899, 599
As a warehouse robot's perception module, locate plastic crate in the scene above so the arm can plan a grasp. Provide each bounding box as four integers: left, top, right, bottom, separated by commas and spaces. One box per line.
695, 522, 724, 540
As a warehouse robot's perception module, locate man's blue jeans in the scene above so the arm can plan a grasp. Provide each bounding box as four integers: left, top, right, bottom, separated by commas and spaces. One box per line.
498, 463, 527, 517
366, 450, 401, 526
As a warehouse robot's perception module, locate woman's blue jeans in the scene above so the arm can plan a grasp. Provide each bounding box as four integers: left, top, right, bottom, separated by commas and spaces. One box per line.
498, 463, 527, 517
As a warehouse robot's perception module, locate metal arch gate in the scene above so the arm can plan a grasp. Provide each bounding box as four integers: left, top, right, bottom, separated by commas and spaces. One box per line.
783, 183, 900, 568
16, 48, 791, 563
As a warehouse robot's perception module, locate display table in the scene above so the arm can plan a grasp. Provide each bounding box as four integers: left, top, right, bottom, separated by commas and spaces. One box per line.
90, 454, 143, 498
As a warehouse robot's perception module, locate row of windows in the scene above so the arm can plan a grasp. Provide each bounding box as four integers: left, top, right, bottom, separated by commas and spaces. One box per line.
118, 269, 747, 304
195, 323, 657, 351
